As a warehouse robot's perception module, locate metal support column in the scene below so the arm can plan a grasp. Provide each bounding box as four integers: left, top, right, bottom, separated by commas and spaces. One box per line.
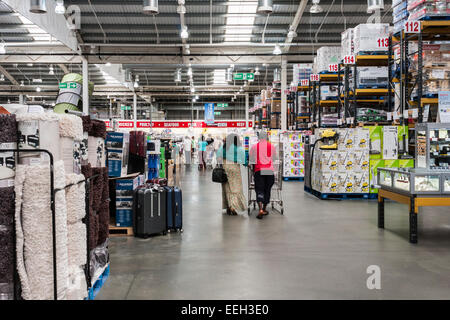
82, 58, 89, 115
133, 93, 137, 128
417, 32, 423, 123
281, 57, 288, 131
245, 93, 249, 128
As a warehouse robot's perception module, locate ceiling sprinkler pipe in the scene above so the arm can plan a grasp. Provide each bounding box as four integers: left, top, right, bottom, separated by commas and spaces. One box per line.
30, 0, 47, 14
143, 0, 159, 14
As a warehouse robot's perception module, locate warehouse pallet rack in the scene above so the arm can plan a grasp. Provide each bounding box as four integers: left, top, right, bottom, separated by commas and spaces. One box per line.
338, 53, 394, 127
296, 85, 311, 130
309, 73, 342, 128
2, 146, 107, 300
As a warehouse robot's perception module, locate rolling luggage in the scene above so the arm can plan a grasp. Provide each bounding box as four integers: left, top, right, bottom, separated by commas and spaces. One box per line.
147, 178, 168, 186
133, 184, 167, 238
165, 186, 183, 232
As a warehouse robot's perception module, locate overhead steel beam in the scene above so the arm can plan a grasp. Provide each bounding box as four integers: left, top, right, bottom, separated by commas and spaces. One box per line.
57, 64, 70, 74
0, 65, 19, 85
2, 0, 79, 52
284, 0, 308, 53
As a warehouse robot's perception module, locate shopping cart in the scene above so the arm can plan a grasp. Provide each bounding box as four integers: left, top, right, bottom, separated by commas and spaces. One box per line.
247, 148, 284, 215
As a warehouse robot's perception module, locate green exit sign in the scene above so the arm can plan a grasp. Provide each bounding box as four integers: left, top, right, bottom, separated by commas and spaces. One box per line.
121, 106, 131, 111
59, 82, 77, 89
233, 73, 254, 81
214, 112, 221, 116
217, 103, 228, 108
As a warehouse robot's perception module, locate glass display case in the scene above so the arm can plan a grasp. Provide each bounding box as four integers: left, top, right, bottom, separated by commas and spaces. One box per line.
416, 123, 450, 170
378, 167, 449, 195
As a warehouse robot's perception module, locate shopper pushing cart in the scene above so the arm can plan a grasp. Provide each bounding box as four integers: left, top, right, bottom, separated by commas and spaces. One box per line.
248, 131, 282, 219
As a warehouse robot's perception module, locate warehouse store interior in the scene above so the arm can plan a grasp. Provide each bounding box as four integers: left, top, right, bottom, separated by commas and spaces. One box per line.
1, 0, 450, 301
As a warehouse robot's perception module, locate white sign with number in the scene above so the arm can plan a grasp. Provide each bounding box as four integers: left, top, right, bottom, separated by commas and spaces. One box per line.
328, 64, 339, 73
404, 21, 421, 34
343, 55, 355, 65
310, 74, 320, 82
377, 37, 389, 49
300, 79, 309, 86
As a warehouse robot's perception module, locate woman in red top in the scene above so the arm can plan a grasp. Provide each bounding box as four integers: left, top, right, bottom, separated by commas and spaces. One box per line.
249, 131, 277, 220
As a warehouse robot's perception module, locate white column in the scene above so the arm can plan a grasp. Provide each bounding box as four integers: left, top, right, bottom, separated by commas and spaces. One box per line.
245, 93, 249, 128
133, 93, 137, 128
19, 94, 24, 104
82, 57, 89, 115
281, 57, 287, 131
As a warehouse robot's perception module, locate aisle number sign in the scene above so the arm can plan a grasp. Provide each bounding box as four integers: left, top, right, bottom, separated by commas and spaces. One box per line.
404, 21, 421, 34
343, 55, 355, 65
328, 64, 339, 73
59, 82, 77, 89
310, 74, 320, 82
233, 73, 254, 81
377, 37, 389, 49
300, 79, 309, 86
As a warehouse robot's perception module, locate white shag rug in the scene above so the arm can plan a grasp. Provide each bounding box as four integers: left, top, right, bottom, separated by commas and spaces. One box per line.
15, 160, 69, 300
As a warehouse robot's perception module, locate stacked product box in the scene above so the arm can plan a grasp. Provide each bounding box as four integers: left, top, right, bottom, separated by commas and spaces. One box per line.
293, 64, 313, 85
113, 173, 143, 227
365, 125, 413, 194
311, 128, 370, 194
316, 46, 341, 73
280, 132, 311, 179
393, 0, 409, 34
106, 131, 130, 177
354, 23, 390, 55
341, 28, 354, 60
354, 67, 389, 88
408, 0, 450, 21
320, 85, 339, 100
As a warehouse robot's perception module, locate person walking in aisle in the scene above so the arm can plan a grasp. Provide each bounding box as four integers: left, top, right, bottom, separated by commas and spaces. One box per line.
249, 131, 277, 220
183, 136, 192, 165
216, 134, 247, 215
198, 135, 208, 170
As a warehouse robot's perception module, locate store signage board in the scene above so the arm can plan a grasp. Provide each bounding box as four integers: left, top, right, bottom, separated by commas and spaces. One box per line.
217, 103, 228, 108
343, 55, 355, 65
118, 121, 251, 129
438, 91, 450, 123
404, 21, 421, 34
328, 64, 339, 72
204, 103, 215, 124
376, 37, 389, 49
233, 73, 254, 81
59, 82, 77, 89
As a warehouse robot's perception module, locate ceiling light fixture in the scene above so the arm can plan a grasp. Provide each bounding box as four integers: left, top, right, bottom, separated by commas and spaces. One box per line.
30, 0, 47, 14
105, 62, 112, 67
0, 74, 4, 82
310, 0, 323, 14
20, 80, 24, 86
367, 0, 384, 13
55, 0, 65, 14
287, 29, 297, 38
36, 86, 41, 92
257, 0, 273, 14
0, 44, 5, 55
254, 67, 260, 76
187, 67, 193, 76
174, 68, 182, 83
273, 44, 282, 55
180, 26, 189, 39
190, 87, 195, 93
49, 65, 54, 75
143, 0, 159, 15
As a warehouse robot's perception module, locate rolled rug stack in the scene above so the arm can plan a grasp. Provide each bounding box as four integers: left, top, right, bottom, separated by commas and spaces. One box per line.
81, 164, 99, 251
0, 114, 17, 300
58, 114, 84, 174
15, 160, 69, 300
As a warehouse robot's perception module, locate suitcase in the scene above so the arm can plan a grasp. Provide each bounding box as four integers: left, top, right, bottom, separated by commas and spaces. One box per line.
147, 178, 168, 186
165, 186, 183, 232
133, 184, 167, 238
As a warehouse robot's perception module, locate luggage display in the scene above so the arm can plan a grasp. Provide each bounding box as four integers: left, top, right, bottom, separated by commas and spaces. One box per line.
133, 184, 167, 238
147, 178, 168, 186
165, 186, 183, 232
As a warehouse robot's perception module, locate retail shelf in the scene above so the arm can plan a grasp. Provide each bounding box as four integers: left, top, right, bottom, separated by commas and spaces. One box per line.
409, 98, 439, 106
297, 86, 309, 91
354, 88, 393, 96
297, 116, 310, 119
319, 100, 339, 106
406, 21, 450, 40
356, 55, 391, 67
319, 74, 342, 81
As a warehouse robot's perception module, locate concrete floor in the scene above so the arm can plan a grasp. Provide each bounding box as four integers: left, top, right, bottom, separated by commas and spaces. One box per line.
97, 166, 450, 300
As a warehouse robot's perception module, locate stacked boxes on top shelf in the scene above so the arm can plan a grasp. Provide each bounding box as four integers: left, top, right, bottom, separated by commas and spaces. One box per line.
354, 23, 389, 55
311, 128, 370, 194
408, 0, 450, 21
316, 46, 341, 73
393, 0, 409, 34
281, 132, 311, 179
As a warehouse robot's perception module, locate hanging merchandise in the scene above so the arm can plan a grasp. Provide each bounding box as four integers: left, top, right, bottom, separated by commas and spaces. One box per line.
53, 73, 94, 114
15, 161, 69, 300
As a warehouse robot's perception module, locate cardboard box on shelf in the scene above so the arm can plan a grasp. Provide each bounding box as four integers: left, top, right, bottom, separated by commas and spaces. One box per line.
113, 173, 141, 227
271, 100, 281, 113
383, 126, 399, 160
399, 159, 414, 168
354, 23, 390, 54
364, 126, 383, 159
353, 150, 370, 172
106, 131, 130, 177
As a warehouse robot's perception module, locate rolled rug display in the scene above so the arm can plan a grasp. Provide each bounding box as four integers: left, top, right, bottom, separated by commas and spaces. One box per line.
16, 113, 61, 166
0, 114, 18, 184
0, 186, 15, 300
53, 73, 94, 114
58, 114, 84, 175
66, 265, 87, 300
88, 120, 107, 168
80, 116, 92, 166
81, 164, 99, 251
14, 160, 69, 300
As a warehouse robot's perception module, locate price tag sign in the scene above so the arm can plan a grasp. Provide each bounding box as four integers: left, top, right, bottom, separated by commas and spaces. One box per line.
377, 37, 389, 49
387, 112, 392, 121
403, 109, 409, 119
337, 119, 342, 125
328, 64, 339, 73
343, 55, 355, 65
393, 112, 400, 120
300, 79, 309, 86
310, 74, 320, 82
404, 21, 421, 34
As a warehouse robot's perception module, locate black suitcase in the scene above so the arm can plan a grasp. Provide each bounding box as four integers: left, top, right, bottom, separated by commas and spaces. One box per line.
165, 186, 183, 232
133, 184, 167, 238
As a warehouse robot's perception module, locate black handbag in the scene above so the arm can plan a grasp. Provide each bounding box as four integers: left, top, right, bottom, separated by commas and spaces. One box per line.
212, 164, 227, 183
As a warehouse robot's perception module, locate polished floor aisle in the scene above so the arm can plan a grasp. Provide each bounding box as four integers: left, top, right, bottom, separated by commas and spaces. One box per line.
97, 166, 450, 300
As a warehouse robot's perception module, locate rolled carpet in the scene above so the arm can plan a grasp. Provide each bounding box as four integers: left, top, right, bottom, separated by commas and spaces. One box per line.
81, 116, 92, 134
57, 114, 83, 141
15, 160, 69, 300
67, 221, 87, 269
0, 187, 15, 287
0, 114, 17, 143
65, 174, 86, 224
66, 265, 87, 300
89, 208, 99, 251
89, 120, 106, 139
0, 186, 15, 227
